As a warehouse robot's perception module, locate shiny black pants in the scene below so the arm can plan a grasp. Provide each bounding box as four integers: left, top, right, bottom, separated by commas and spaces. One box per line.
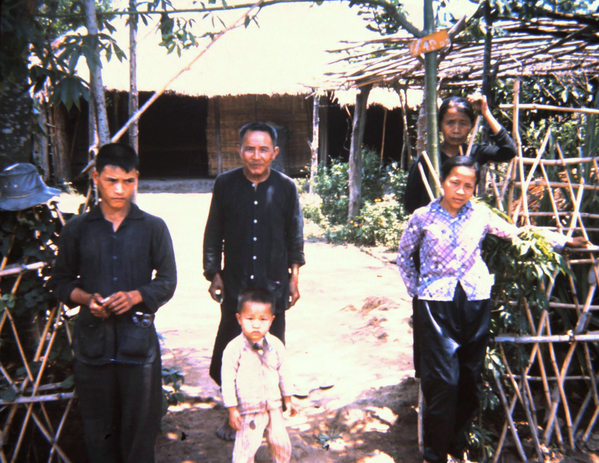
74, 358, 162, 463
209, 307, 286, 385
419, 285, 491, 463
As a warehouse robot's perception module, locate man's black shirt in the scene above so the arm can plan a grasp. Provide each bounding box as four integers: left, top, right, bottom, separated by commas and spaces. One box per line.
50, 203, 177, 364
203, 168, 305, 314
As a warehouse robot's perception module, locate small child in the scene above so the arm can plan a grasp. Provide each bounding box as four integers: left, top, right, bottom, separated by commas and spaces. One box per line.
221, 288, 297, 463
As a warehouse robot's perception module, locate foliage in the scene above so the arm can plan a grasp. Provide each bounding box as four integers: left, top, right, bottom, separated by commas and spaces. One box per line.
0, 205, 74, 400
1, 0, 229, 111
305, 149, 407, 250
161, 366, 185, 415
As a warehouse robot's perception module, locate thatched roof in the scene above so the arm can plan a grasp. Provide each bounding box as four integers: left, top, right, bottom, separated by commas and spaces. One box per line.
89, 2, 396, 103
326, 14, 599, 90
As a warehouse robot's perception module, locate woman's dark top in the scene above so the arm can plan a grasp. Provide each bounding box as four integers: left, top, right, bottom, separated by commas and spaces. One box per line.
404, 126, 517, 214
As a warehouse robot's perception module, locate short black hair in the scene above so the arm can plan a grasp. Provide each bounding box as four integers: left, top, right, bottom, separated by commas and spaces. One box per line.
438, 96, 476, 126
237, 288, 275, 315
239, 122, 278, 147
96, 143, 139, 174
440, 155, 481, 185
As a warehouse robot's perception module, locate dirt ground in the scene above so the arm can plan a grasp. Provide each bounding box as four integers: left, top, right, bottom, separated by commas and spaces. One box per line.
132, 179, 420, 463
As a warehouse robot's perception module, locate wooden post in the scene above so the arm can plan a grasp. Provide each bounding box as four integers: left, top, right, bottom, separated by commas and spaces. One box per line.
309, 93, 320, 194
83, 0, 110, 146
128, 0, 139, 153
214, 97, 222, 175
379, 108, 387, 169
348, 84, 372, 219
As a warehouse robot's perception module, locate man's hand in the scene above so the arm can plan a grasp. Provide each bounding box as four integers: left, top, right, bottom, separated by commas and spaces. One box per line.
104, 290, 142, 315
209, 273, 225, 304
288, 264, 300, 308
89, 293, 111, 319
228, 407, 243, 431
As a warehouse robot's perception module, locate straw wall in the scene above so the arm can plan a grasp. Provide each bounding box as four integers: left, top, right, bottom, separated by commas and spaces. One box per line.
206, 94, 312, 177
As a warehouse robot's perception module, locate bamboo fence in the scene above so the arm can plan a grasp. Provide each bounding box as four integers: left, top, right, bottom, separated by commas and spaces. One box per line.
485, 91, 599, 461
0, 207, 74, 463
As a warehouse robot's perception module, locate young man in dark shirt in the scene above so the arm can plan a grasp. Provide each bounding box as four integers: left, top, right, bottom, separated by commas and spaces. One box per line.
203, 121, 305, 440
50, 143, 177, 463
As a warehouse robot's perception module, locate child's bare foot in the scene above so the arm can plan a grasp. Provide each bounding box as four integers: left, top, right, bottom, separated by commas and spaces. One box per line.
216, 419, 236, 441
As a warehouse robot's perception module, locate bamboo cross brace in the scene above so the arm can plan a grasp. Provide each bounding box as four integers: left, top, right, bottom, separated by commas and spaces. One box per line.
572, 346, 599, 435
29, 410, 72, 463
492, 372, 528, 462
498, 344, 544, 460
583, 406, 599, 442
47, 397, 75, 462
543, 319, 570, 447
539, 163, 564, 233
499, 158, 516, 201
566, 176, 585, 240
524, 301, 553, 424
7, 305, 62, 461
544, 285, 596, 447
512, 144, 530, 225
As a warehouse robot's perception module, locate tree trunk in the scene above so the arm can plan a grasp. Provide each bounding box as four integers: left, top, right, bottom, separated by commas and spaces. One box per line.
50, 106, 71, 184
309, 94, 320, 194
128, 0, 139, 152
0, 80, 34, 170
348, 84, 372, 219
83, 0, 110, 147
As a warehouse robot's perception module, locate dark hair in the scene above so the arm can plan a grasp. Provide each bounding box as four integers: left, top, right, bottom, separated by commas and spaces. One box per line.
96, 143, 139, 174
237, 288, 275, 314
438, 96, 476, 126
440, 156, 481, 185
239, 122, 278, 147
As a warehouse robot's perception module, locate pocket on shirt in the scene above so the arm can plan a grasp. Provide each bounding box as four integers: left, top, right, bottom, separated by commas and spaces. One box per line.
119, 324, 154, 358
76, 320, 106, 359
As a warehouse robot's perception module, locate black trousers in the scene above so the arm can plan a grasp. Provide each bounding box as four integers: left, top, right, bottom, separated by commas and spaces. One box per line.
209, 307, 286, 385
419, 285, 491, 463
74, 357, 162, 463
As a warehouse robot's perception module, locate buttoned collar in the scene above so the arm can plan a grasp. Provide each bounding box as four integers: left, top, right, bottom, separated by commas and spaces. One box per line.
85, 202, 144, 222
431, 196, 473, 219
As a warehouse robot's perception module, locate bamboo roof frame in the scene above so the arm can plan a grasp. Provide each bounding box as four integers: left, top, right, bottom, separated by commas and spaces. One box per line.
325, 16, 599, 91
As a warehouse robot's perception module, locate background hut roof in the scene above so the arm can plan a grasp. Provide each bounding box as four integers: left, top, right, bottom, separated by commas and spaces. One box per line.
325, 14, 599, 90
90, 2, 384, 99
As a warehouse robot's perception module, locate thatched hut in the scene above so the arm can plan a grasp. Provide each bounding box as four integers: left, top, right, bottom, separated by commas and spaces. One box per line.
66, 2, 410, 179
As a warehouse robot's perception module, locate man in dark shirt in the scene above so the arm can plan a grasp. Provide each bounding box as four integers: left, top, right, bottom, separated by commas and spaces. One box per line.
203, 121, 305, 440
50, 143, 177, 463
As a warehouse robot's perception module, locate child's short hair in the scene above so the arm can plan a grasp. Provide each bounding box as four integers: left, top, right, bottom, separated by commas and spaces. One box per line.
237, 288, 275, 314
440, 155, 481, 185
96, 143, 139, 174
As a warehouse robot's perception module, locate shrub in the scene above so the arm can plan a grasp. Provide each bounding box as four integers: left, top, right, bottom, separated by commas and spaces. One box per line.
304, 149, 408, 250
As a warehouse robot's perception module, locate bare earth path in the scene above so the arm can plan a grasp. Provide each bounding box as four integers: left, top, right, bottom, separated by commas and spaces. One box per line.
135, 180, 419, 463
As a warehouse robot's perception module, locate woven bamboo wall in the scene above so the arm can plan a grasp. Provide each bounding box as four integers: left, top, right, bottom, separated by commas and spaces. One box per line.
206, 94, 312, 177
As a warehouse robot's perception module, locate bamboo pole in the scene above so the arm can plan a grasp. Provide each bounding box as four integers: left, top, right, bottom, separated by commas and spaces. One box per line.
492, 373, 528, 462
498, 103, 599, 115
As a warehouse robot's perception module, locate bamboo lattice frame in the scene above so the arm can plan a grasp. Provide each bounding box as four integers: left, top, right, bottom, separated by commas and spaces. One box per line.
0, 208, 75, 463
486, 90, 598, 461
